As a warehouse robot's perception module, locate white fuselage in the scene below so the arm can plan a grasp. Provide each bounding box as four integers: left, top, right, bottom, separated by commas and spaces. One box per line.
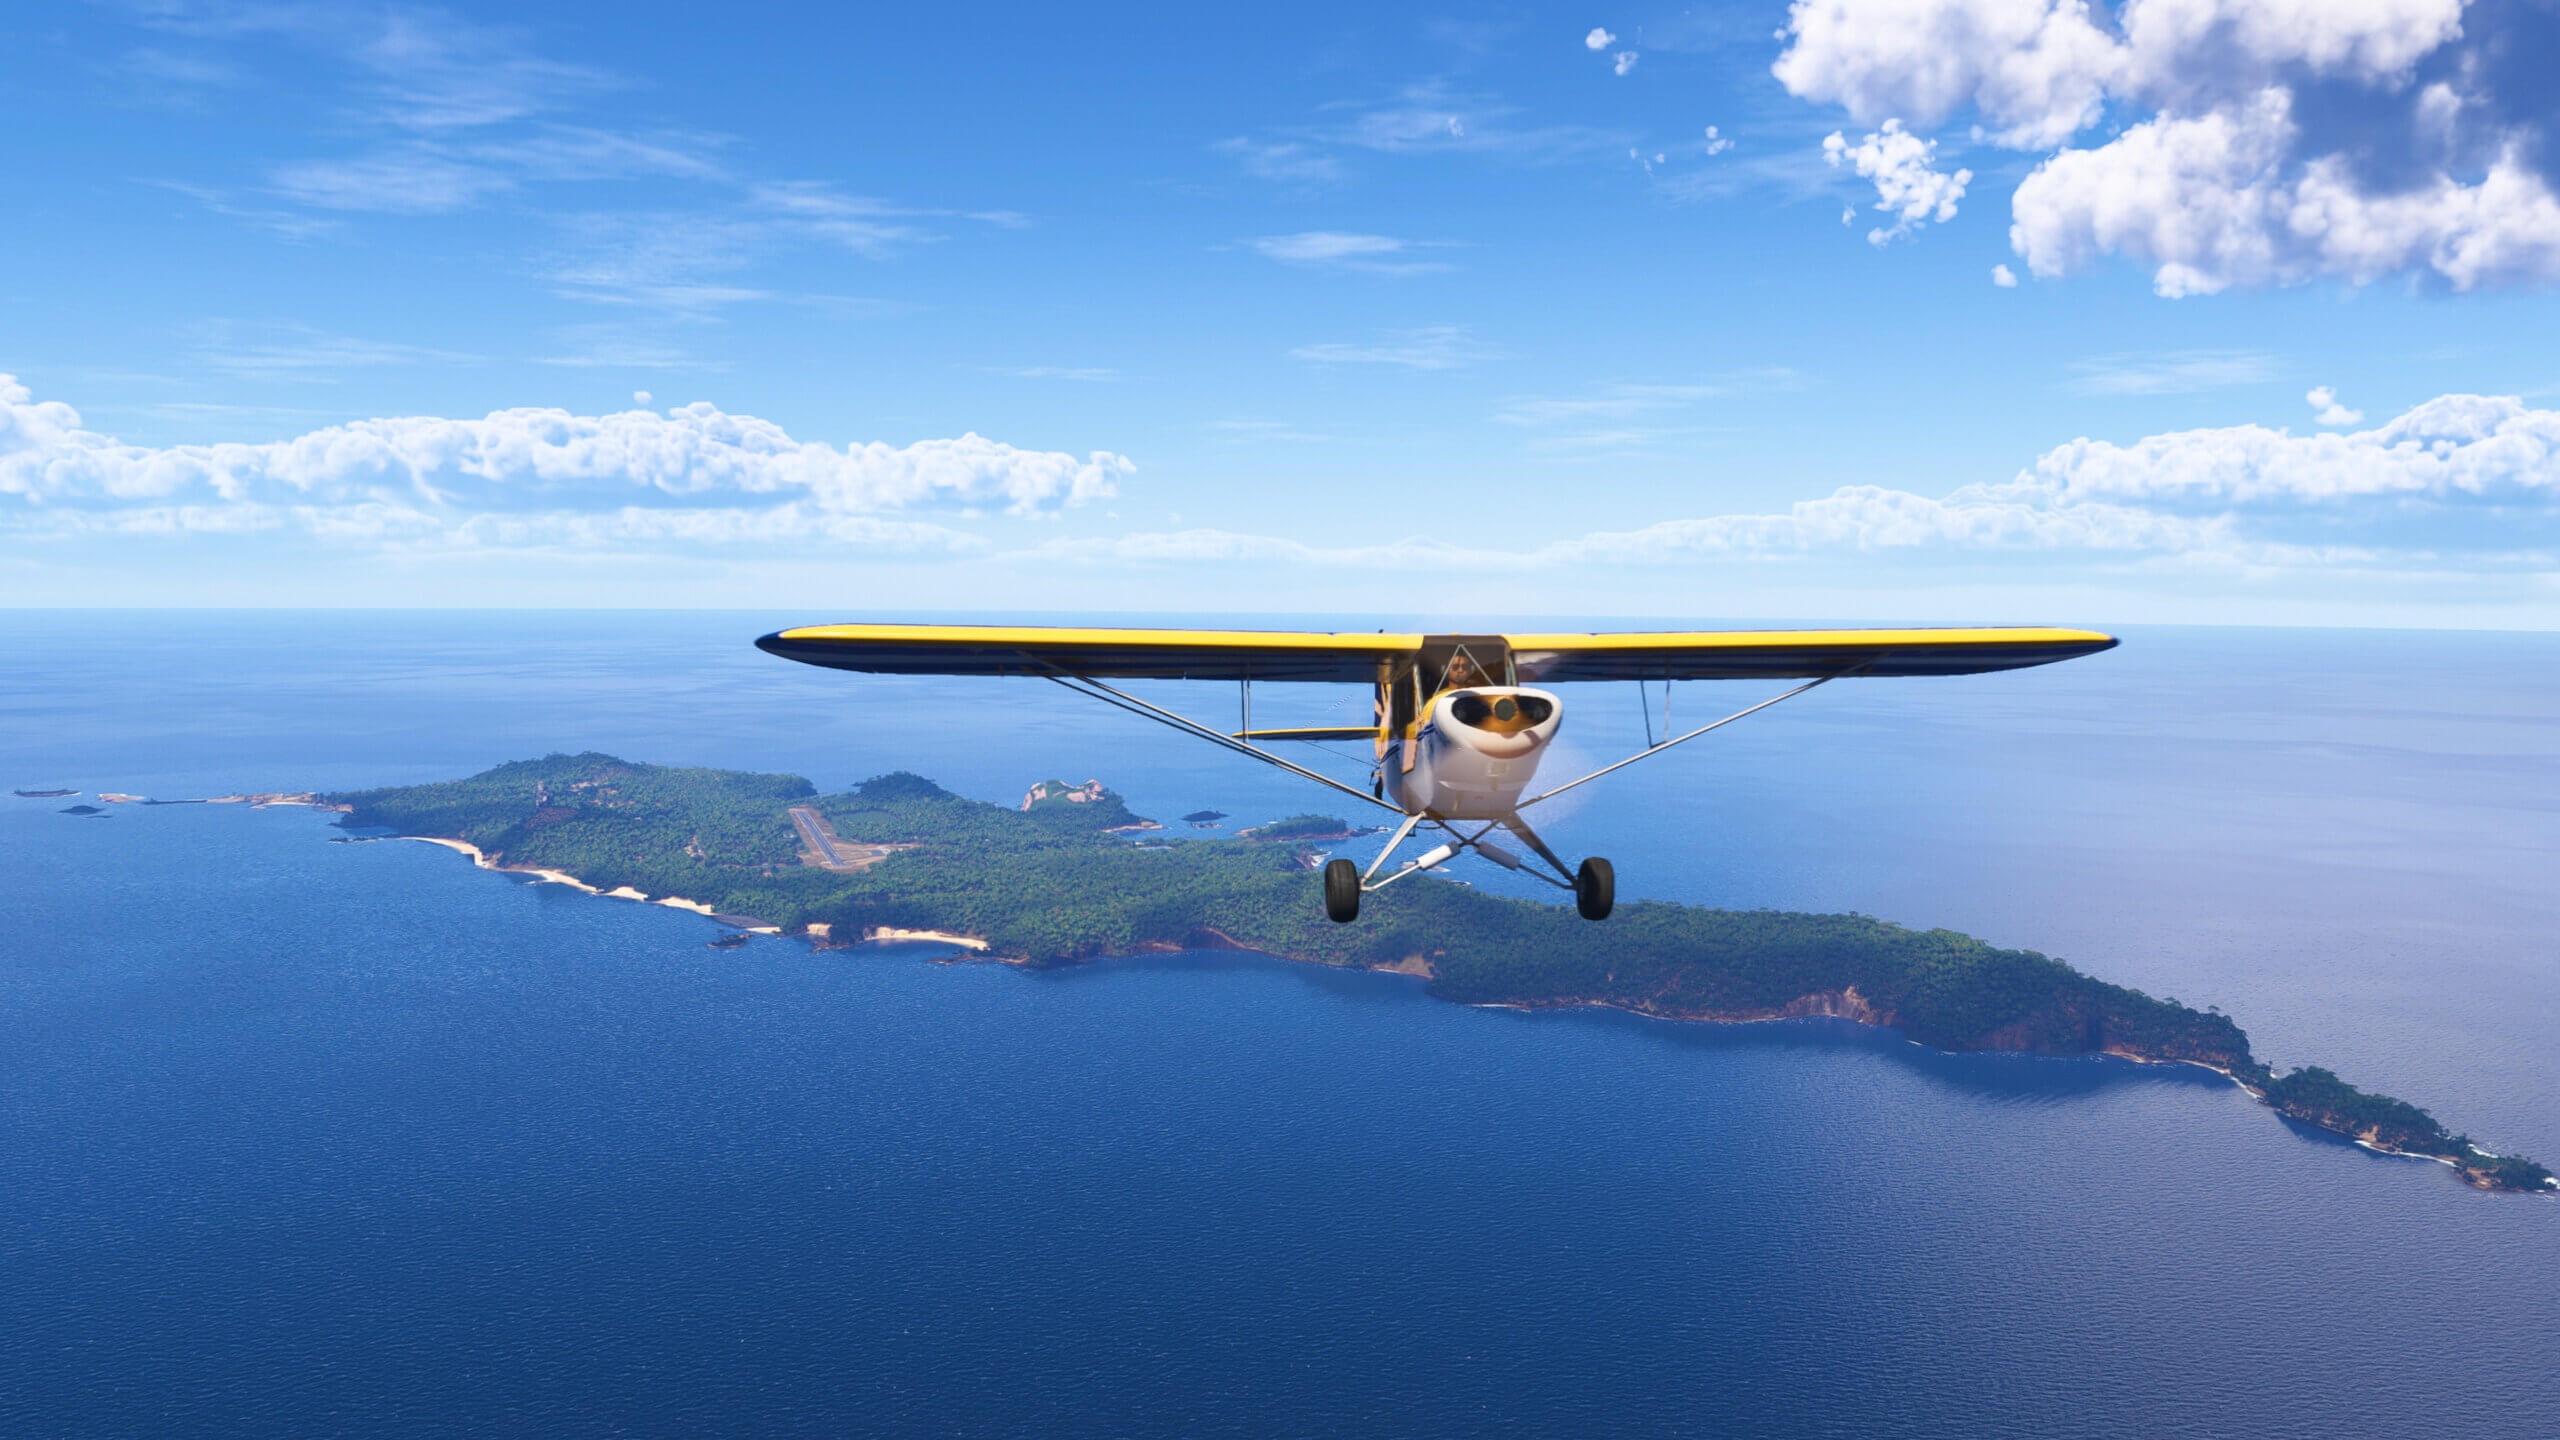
1382, 686, 1564, 820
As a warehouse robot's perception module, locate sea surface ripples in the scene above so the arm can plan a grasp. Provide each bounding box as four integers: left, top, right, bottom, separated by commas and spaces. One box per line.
2, 613, 2554, 1438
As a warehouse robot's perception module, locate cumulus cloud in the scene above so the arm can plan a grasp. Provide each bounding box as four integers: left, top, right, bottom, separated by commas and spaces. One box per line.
1703, 124, 1734, 155
1775, 0, 2125, 148
0, 375, 1126, 550
1041, 391, 2560, 574
2308, 385, 2365, 425
1992, 262, 2019, 285
1586, 27, 1617, 50
1911, 392, 2552, 561
1824, 120, 1973, 242
1774, 0, 2560, 292
1614, 51, 1642, 76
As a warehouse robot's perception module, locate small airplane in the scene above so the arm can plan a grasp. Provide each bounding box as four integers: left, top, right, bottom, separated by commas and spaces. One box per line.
756, 623, 2117, 923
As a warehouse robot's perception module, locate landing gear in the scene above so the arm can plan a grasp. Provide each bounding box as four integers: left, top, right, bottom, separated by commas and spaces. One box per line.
1575, 856, 1614, 921
1323, 858, 1361, 923
1321, 812, 1616, 922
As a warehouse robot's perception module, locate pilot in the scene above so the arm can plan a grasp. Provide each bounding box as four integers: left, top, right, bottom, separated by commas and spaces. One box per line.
1443, 652, 1479, 692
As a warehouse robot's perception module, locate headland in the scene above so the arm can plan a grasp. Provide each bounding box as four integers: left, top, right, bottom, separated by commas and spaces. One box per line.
308, 751, 2549, 1193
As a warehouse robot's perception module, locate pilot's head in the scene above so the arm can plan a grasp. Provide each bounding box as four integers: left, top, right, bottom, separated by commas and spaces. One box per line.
1445, 653, 1478, 687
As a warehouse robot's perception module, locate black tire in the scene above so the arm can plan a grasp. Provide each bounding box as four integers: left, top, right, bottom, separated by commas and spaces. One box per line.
1324, 858, 1361, 923
1575, 856, 1615, 921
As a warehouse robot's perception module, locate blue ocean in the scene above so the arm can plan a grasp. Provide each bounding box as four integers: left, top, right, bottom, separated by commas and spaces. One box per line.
4, 612, 2554, 1439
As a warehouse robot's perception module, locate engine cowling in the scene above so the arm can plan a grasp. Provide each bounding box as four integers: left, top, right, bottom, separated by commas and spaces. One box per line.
1404, 686, 1563, 817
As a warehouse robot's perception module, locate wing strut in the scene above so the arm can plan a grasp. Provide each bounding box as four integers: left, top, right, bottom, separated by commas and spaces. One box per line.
1515, 675, 1839, 812
1036, 666, 1407, 817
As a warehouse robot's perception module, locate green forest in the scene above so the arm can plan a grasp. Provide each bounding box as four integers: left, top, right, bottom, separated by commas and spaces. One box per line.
1234, 813, 1368, 840
325, 752, 2552, 1194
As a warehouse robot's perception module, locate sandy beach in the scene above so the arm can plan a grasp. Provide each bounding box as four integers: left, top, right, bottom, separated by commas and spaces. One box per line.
399, 837, 963, 945
862, 926, 991, 950
405, 837, 723, 916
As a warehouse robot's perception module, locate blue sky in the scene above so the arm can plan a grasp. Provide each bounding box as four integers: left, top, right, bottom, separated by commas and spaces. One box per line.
7, 0, 2560, 625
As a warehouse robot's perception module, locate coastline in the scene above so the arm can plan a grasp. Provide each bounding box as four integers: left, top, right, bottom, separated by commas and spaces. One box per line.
403, 836, 723, 918
317, 763, 2542, 1199
396, 844, 995, 951
1436, 986, 2550, 1193
862, 926, 991, 951
395, 827, 2555, 1191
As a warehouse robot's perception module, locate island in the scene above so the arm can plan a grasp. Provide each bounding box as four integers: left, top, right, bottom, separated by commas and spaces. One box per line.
1235, 813, 1382, 842
319, 751, 2553, 1194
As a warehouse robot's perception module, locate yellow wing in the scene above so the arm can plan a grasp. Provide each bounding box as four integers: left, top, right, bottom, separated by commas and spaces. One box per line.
757, 624, 1422, 683
756, 622, 2117, 684
1505, 626, 2118, 681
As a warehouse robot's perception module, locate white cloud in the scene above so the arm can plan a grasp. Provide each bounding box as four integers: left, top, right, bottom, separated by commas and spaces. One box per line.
1316, 83, 1628, 161
1774, 0, 2560, 292
745, 183, 944, 258
1288, 326, 1500, 370
2117, 0, 2463, 91
1038, 391, 2560, 576
184, 323, 479, 379
137, 1, 617, 132
142, 181, 345, 243
1703, 124, 1734, 155
1823, 119, 1973, 243
1033, 529, 1526, 571
1586, 27, 1617, 51
1213, 137, 1342, 185
1249, 231, 1450, 273
536, 334, 698, 370
1549, 486, 2238, 557
269, 147, 515, 213
1496, 370, 1804, 425
251, 126, 728, 216
118, 46, 246, 90
133, 1, 995, 312
2308, 385, 2365, 426
1992, 262, 2018, 285
2011, 393, 2560, 509
0, 374, 1127, 550
1775, 0, 2123, 148
2011, 93, 2560, 294
1614, 51, 1642, 76
2063, 349, 2277, 395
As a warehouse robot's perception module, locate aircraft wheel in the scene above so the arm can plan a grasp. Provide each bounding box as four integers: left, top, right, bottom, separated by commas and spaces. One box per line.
1323, 858, 1361, 923
1575, 857, 1615, 921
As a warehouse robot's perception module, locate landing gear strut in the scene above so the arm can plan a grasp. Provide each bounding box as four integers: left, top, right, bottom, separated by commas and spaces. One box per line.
1323, 812, 1614, 923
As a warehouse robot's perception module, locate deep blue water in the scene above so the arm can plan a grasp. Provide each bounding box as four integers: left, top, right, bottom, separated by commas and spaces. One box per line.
3, 612, 2555, 1438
